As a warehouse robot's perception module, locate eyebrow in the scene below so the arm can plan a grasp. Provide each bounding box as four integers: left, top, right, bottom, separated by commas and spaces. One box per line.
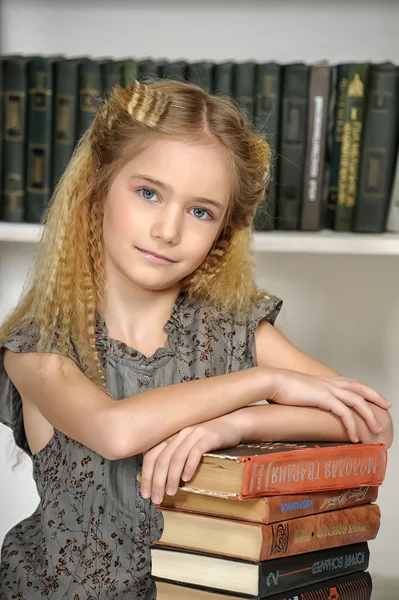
132, 174, 226, 211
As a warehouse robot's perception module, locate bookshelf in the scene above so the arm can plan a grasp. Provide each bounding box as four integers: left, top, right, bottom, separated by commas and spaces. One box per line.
0, 0, 398, 588
1, 222, 399, 255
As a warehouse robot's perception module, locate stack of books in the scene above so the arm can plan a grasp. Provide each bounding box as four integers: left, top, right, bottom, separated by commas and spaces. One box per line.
151, 441, 388, 600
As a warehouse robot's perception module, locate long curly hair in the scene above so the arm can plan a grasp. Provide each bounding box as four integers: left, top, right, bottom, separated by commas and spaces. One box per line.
0, 79, 272, 389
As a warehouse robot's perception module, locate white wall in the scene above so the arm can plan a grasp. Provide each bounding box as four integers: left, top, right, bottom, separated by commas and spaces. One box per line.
1, 0, 399, 579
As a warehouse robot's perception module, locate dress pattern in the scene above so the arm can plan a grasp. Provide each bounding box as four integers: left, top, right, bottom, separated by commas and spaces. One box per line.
0, 293, 282, 599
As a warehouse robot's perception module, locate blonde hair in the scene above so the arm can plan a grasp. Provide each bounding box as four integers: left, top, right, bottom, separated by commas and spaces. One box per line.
0, 79, 272, 389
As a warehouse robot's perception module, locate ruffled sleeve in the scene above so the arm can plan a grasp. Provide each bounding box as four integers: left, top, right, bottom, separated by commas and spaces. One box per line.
230, 293, 283, 371
169, 293, 283, 381
0, 324, 80, 456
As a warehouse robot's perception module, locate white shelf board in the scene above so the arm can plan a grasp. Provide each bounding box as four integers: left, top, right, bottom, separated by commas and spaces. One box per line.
1, 222, 399, 255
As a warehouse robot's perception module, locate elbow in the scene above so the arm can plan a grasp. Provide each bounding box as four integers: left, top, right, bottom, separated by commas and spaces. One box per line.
361, 406, 394, 449
101, 410, 144, 460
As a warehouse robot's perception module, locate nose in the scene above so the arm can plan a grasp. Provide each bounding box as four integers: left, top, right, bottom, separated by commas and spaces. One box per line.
151, 205, 182, 246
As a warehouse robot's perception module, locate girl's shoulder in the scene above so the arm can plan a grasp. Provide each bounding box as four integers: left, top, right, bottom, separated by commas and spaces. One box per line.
171, 292, 283, 334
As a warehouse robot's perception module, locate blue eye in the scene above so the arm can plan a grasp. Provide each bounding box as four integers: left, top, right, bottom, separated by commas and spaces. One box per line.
139, 187, 158, 202
190, 207, 213, 220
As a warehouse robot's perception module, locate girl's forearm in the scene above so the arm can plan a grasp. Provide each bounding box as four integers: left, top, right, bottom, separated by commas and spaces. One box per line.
112, 368, 273, 458
236, 403, 393, 447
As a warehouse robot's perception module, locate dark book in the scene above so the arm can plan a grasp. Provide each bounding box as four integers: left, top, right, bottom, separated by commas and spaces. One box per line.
52, 58, 79, 191
300, 64, 332, 231
325, 64, 349, 228
234, 61, 257, 123
152, 543, 369, 598
1, 56, 27, 222
187, 62, 214, 92
138, 58, 166, 82
254, 62, 282, 231
354, 62, 399, 232
156, 570, 373, 600
276, 63, 310, 230
214, 61, 235, 96
335, 63, 369, 231
101, 59, 123, 95
386, 150, 399, 231
76, 59, 102, 139
163, 61, 187, 82
156, 504, 380, 562
176, 441, 387, 497
25, 57, 54, 223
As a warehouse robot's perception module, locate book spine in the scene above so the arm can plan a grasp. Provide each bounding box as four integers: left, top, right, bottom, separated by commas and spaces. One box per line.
52, 59, 79, 191
267, 486, 378, 523
335, 63, 369, 231
276, 63, 310, 230
300, 65, 331, 231
254, 62, 282, 231
187, 62, 214, 92
234, 61, 257, 123
266, 570, 372, 600
101, 59, 123, 95
386, 149, 399, 231
259, 542, 369, 597
25, 57, 54, 223
242, 444, 387, 496
77, 59, 102, 139
353, 63, 399, 232
123, 60, 138, 87
1, 57, 27, 222
213, 62, 235, 96
163, 61, 187, 82
325, 64, 349, 228
260, 504, 379, 562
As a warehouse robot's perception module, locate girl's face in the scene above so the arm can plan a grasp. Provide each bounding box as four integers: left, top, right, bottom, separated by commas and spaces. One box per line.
103, 137, 231, 293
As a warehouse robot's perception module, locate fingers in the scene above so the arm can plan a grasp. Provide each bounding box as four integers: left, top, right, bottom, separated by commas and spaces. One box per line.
320, 396, 359, 443
141, 428, 197, 505
333, 387, 383, 435
328, 377, 391, 409
141, 441, 168, 501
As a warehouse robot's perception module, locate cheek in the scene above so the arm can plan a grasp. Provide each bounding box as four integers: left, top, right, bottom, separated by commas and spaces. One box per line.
185, 226, 218, 264
103, 190, 138, 243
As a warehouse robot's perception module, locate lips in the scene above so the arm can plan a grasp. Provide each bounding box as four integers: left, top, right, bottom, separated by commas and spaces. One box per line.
135, 247, 177, 264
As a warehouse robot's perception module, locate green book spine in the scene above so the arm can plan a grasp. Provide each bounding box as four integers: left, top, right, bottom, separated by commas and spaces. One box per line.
234, 61, 257, 123
354, 63, 399, 232
335, 63, 369, 231
25, 58, 54, 223
187, 62, 214, 92
276, 63, 310, 230
138, 59, 165, 82
254, 62, 282, 231
52, 58, 79, 191
101, 59, 123, 95
1, 57, 27, 222
325, 64, 349, 228
163, 61, 186, 82
77, 59, 102, 139
123, 60, 138, 87
0, 58, 3, 208
213, 62, 235, 96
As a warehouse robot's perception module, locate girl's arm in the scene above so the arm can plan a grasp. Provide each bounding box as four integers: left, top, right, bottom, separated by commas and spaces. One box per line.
253, 320, 394, 447
3, 350, 272, 459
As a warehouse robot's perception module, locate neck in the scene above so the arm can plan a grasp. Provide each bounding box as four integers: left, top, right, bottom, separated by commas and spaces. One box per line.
102, 269, 181, 349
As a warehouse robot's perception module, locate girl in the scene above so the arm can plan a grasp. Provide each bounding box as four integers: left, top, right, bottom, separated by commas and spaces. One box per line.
0, 79, 393, 600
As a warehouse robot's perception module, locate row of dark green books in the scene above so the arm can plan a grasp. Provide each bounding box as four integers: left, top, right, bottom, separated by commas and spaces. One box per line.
0, 54, 398, 233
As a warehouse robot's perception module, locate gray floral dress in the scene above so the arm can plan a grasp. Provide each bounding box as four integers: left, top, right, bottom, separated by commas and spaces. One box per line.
0, 292, 282, 599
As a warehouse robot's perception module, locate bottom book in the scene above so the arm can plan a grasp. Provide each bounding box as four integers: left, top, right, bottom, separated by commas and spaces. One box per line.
155, 570, 372, 600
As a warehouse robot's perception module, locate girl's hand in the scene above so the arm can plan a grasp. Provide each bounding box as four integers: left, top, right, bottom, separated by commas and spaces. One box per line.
140, 413, 243, 505
267, 368, 391, 443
